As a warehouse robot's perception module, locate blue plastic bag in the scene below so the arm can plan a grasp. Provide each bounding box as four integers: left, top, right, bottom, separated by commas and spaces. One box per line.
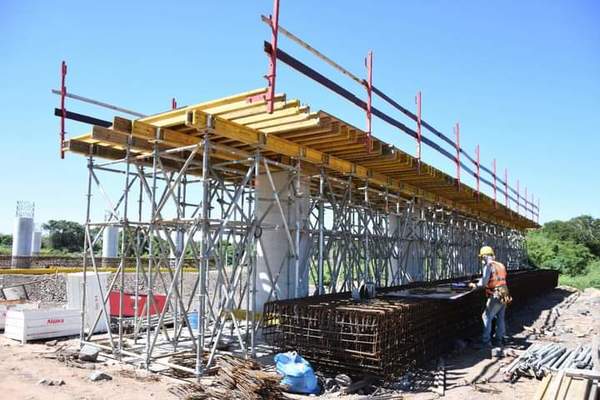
274, 351, 319, 394
187, 312, 198, 330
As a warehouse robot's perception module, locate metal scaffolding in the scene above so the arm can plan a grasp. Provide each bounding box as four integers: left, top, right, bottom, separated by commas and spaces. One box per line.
78, 129, 527, 377
54, 1, 534, 380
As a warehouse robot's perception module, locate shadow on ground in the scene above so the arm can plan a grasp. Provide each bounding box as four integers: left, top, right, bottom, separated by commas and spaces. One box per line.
401, 287, 574, 394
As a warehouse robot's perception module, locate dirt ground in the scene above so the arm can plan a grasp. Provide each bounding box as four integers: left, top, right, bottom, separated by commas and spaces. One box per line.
0, 286, 598, 400
0, 338, 174, 400
388, 286, 600, 400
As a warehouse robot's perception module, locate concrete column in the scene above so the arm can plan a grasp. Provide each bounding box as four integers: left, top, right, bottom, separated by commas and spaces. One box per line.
254, 170, 310, 313
169, 230, 185, 263
31, 231, 42, 256
102, 225, 119, 267
11, 217, 34, 268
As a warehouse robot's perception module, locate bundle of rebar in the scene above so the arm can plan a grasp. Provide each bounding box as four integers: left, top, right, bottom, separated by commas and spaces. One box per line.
169, 355, 285, 400
263, 269, 558, 378
169, 353, 216, 379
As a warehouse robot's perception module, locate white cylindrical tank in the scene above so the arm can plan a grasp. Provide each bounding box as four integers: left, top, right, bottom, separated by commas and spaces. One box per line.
11, 217, 34, 268
102, 226, 119, 258
31, 231, 42, 256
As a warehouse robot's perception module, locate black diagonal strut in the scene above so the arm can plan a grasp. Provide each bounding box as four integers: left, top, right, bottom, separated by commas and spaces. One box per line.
265, 41, 537, 215
54, 108, 112, 128
264, 42, 457, 161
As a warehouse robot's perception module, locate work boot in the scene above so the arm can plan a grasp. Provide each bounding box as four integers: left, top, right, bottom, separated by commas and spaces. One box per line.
491, 347, 504, 358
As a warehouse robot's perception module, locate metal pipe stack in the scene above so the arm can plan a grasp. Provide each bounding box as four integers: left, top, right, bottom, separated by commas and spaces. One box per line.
505, 343, 595, 381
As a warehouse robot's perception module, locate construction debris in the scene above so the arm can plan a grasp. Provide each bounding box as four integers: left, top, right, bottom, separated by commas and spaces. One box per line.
168, 353, 217, 379
168, 355, 286, 400
78, 344, 100, 362
37, 378, 66, 386
118, 369, 161, 382
88, 371, 112, 382
43, 346, 97, 370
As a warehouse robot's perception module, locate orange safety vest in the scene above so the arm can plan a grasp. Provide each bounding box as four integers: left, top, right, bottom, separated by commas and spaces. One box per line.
485, 261, 507, 297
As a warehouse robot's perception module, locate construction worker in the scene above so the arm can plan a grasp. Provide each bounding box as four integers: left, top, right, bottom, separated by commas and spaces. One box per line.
469, 246, 512, 349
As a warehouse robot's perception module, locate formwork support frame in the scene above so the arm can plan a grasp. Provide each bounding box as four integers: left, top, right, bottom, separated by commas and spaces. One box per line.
77, 121, 528, 379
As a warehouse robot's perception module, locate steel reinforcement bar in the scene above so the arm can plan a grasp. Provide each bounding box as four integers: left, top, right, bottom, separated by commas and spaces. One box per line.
263, 269, 559, 378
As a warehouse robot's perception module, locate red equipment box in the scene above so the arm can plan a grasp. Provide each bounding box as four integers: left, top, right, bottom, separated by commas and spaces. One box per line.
108, 291, 167, 317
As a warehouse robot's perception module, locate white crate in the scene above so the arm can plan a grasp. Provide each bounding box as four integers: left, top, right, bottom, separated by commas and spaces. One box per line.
4, 308, 81, 343
66, 272, 110, 333
0, 302, 40, 330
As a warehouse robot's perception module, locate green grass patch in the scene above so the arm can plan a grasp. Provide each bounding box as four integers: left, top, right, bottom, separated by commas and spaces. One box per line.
559, 260, 600, 290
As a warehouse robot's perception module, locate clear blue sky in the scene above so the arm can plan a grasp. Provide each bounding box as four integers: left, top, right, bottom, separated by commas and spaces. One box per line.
1, 1, 598, 234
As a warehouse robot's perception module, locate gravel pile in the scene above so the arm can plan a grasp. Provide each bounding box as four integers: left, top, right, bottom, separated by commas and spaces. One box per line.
0, 274, 67, 303
0, 270, 235, 308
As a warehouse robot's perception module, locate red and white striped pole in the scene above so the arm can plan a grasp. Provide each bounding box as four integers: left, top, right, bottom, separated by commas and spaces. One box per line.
416, 91, 422, 170
365, 51, 373, 152
265, 0, 280, 113
60, 60, 67, 159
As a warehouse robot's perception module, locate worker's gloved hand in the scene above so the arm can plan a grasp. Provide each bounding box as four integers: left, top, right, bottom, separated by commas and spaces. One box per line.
468, 282, 477, 289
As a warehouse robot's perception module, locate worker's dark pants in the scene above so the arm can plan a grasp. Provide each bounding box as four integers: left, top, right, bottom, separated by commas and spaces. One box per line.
482, 296, 506, 344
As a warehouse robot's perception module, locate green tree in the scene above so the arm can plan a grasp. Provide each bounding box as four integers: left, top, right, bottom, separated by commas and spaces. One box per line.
543, 215, 600, 257
527, 229, 595, 276
0, 234, 12, 247
42, 220, 85, 253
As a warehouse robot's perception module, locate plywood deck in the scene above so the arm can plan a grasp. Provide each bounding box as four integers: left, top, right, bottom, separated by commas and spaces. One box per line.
65, 88, 537, 230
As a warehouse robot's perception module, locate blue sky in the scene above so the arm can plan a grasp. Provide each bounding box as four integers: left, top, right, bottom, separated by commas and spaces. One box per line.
0, 0, 598, 234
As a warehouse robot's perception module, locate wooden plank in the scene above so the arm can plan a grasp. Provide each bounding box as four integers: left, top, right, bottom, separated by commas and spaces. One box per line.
546, 370, 565, 400
260, 118, 320, 134
139, 88, 267, 125
230, 104, 305, 125
534, 374, 552, 400
203, 94, 285, 115
91, 126, 153, 153
563, 369, 600, 380
64, 90, 536, 230
220, 99, 293, 120
555, 376, 572, 400
563, 377, 591, 400
65, 139, 124, 159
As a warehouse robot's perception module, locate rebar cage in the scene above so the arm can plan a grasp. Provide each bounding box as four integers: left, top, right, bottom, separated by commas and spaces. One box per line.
263, 270, 559, 378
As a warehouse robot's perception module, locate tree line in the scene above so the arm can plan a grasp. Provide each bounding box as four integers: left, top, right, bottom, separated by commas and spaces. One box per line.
0, 220, 85, 255
2, 216, 599, 284
527, 215, 600, 280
